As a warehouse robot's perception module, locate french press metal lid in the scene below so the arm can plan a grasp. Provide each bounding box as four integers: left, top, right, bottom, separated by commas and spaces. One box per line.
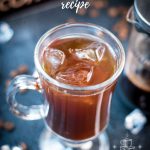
127, 0, 150, 35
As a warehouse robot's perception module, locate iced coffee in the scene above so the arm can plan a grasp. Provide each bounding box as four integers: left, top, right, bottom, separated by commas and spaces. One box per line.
41, 36, 117, 140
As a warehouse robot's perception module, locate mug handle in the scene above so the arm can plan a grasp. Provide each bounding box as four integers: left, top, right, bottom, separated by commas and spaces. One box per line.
126, 6, 139, 25
6, 75, 49, 120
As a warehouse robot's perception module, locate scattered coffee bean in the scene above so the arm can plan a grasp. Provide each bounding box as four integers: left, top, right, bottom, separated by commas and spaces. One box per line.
26, 0, 32, 5
3, 121, 15, 131
66, 18, 76, 23
118, 27, 129, 40
89, 9, 99, 18
0, 119, 4, 128
78, 8, 86, 16
5, 80, 11, 88
92, 0, 108, 9
114, 19, 126, 30
113, 19, 129, 40
18, 65, 28, 74
108, 7, 119, 18
118, 6, 128, 16
20, 142, 27, 150
9, 70, 18, 78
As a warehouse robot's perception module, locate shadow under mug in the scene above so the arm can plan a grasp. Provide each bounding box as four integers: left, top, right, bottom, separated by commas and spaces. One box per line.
6, 23, 125, 148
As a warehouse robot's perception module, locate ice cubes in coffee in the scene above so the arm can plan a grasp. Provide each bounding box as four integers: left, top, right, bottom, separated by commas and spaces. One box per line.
42, 37, 116, 86
41, 36, 117, 140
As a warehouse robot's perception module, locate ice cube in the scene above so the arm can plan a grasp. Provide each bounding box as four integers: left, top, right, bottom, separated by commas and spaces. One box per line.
74, 42, 106, 62
12, 147, 21, 150
86, 42, 102, 49
43, 48, 65, 75
1, 145, 11, 150
95, 44, 105, 61
44, 48, 65, 68
56, 62, 93, 86
124, 109, 147, 135
75, 49, 97, 62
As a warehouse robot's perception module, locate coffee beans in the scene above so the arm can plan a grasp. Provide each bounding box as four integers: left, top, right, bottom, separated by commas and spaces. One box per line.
3, 121, 15, 131
0, 120, 4, 128
6, 64, 29, 91
9, 70, 18, 78
92, 0, 108, 9
5, 80, 11, 89
66, 1, 129, 41
18, 65, 28, 74
66, 18, 76, 23
9, 65, 28, 78
78, 8, 87, 16
20, 143, 27, 150
108, 7, 119, 18
113, 19, 129, 40
0, 119, 15, 131
89, 9, 100, 18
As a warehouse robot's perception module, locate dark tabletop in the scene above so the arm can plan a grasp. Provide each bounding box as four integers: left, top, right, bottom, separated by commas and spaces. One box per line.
0, 0, 150, 150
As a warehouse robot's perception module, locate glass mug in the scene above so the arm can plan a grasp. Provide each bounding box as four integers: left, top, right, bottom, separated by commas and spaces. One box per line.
6, 23, 125, 150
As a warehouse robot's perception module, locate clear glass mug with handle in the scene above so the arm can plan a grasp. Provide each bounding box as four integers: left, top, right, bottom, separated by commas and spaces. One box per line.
6, 23, 125, 150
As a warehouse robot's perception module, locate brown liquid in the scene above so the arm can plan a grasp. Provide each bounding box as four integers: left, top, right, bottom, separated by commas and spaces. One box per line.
122, 48, 150, 116
121, 75, 150, 116
41, 37, 117, 140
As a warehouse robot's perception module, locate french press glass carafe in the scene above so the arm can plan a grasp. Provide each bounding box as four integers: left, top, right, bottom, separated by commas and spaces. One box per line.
122, 0, 150, 116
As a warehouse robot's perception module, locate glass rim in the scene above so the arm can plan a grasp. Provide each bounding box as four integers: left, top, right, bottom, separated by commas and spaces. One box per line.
134, 0, 150, 27
34, 23, 125, 91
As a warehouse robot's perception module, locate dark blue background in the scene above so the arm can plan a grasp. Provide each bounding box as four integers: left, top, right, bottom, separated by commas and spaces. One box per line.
0, 0, 150, 149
